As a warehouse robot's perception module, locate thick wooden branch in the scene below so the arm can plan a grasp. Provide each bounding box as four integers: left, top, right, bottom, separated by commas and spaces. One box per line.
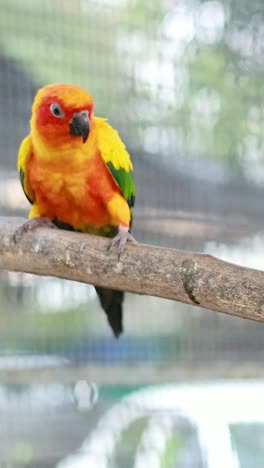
0, 217, 264, 322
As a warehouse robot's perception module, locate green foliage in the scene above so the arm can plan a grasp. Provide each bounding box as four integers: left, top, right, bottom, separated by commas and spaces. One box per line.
160, 432, 183, 468
1, 0, 264, 174
113, 417, 149, 467
178, 45, 250, 162
0, 306, 92, 353
122, 0, 164, 31
0, 1, 122, 115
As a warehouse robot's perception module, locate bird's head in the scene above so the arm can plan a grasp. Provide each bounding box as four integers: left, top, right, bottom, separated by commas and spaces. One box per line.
31, 83, 94, 146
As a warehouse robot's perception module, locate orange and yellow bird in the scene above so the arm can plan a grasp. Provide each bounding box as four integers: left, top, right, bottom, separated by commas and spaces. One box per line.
15, 83, 136, 337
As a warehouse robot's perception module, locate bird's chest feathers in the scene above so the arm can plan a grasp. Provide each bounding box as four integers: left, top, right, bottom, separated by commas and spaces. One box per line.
43, 169, 87, 202
35, 163, 94, 204
30, 153, 112, 226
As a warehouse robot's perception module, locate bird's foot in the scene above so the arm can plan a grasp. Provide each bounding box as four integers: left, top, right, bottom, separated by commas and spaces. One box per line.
108, 225, 137, 259
13, 217, 56, 243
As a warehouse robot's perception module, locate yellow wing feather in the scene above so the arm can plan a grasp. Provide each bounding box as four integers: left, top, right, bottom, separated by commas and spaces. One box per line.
94, 117, 135, 206
94, 117, 133, 172
17, 134, 35, 203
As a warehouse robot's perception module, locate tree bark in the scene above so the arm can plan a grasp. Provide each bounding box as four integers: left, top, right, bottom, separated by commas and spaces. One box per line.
0, 217, 264, 323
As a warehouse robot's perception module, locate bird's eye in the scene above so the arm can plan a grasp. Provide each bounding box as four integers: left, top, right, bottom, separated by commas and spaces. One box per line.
50, 102, 64, 118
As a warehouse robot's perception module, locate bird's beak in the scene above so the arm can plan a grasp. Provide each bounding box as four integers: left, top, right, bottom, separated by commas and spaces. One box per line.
69, 111, 90, 143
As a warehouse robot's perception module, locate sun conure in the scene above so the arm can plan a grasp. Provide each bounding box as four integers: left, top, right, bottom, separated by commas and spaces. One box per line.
15, 83, 136, 337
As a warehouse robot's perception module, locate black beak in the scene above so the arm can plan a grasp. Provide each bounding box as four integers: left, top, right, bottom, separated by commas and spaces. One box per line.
69, 111, 90, 143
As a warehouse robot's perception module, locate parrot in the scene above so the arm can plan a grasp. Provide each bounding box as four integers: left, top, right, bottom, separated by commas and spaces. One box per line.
15, 83, 136, 338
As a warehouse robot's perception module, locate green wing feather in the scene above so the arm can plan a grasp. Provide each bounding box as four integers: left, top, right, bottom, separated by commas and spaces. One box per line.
17, 135, 35, 204
95, 117, 136, 207
106, 162, 135, 207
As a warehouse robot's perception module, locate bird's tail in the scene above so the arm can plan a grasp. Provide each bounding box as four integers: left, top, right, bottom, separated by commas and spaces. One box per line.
95, 287, 124, 338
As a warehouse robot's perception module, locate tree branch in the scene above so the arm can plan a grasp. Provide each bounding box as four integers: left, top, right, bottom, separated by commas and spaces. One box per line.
0, 217, 264, 323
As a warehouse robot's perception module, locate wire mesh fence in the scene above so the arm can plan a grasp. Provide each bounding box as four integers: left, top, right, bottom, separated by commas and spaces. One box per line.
1, 0, 264, 466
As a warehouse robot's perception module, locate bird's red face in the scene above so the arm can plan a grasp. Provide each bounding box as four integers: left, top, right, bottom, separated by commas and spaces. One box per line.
31, 83, 94, 146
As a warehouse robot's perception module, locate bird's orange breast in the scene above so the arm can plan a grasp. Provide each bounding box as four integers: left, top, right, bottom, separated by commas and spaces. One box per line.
28, 149, 120, 229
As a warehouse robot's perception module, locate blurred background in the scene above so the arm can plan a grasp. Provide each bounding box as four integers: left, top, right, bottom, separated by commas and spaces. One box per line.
1, 0, 264, 466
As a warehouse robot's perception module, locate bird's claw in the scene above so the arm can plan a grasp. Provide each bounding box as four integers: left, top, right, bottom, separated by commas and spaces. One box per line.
108, 226, 137, 259
13, 217, 56, 243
